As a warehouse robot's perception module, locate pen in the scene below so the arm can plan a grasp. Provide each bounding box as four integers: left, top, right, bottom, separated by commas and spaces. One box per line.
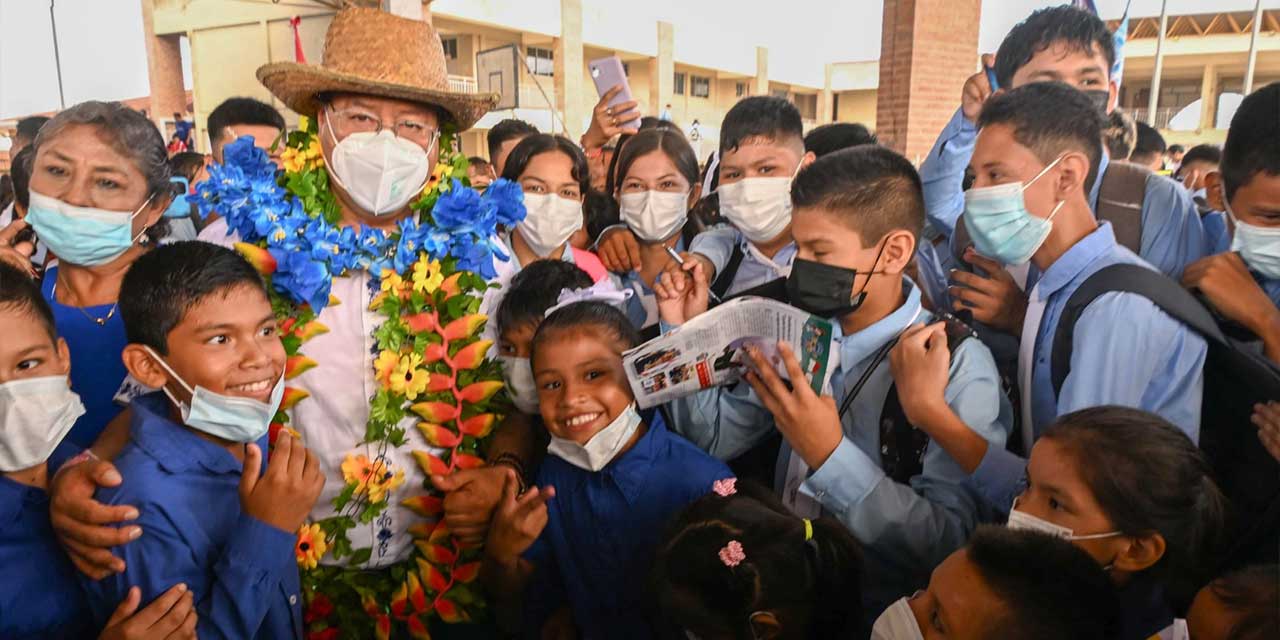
664, 245, 723, 304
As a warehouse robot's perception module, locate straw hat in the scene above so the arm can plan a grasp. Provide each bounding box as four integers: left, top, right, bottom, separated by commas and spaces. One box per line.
258, 7, 497, 130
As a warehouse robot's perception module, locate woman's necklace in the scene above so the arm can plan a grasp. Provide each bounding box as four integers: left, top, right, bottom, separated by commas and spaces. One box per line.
53, 278, 118, 327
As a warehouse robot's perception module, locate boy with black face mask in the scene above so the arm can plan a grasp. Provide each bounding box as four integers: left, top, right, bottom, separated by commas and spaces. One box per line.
655, 146, 1012, 618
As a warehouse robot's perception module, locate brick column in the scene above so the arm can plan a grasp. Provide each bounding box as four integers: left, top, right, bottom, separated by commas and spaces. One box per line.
755, 47, 769, 96
875, 0, 981, 161
140, 0, 186, 128
650, 21, 675, 116
555, 0, 586, 138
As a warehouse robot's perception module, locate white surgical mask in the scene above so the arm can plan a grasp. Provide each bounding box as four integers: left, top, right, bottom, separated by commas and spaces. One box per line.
0, 376, 85, 472
145, 347, 284, 443
517, 192, 583, 258
619, 190, 689, 242
499, 355, 540, 415
717, 162, 802, 243
546, 402, 642, 471
871, 596, 924, 640
1007, 498, 1122, 541
324, 116, 431, 216
1225, 183, 1280, 280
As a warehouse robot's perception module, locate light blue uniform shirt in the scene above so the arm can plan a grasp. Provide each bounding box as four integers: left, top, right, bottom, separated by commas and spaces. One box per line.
611, 236, 686, 331
666, 279, 1012, 608
688, 226, 796, 295
920, 107, 1207, 279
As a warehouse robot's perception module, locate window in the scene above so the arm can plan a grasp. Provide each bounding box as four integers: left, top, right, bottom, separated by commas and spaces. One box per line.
736, 82, 746, 97
526, 46, 554, 77
674, 71, 686, 95
691, 75, 711, 98
441, 37, 458, 60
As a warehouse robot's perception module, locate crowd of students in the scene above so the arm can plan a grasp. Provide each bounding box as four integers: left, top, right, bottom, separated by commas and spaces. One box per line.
0, 4, 1277, 639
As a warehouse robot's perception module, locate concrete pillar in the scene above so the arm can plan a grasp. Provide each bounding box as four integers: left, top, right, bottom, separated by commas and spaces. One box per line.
554, 0, 586, 138
140, 0, 187, 128
875, 0, 981, 161
754, 47, 769, 96
650, 21, 675, 117
818, 63, 834, 124
1199, 64, 1219, 131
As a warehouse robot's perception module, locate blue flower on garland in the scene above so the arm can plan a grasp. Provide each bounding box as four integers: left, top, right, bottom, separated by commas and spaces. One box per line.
483, 178, 526, 227
270, 249, 332, 312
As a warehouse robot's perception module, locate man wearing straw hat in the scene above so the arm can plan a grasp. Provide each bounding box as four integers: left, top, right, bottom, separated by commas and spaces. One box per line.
48, 6, 538, 637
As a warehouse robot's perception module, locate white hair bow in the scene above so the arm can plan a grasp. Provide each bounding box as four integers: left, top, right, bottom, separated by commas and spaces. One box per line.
544, 279, 634, 316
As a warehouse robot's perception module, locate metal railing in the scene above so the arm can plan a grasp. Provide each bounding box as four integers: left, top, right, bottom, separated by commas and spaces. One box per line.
447, 75, 477, 94
1129, 106, 1183, 130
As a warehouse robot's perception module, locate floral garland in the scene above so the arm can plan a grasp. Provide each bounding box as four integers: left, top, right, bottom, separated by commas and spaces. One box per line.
195, 119, 525, 639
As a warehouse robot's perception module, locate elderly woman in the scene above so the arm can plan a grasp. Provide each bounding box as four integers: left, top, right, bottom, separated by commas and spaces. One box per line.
23, 101, 172, 452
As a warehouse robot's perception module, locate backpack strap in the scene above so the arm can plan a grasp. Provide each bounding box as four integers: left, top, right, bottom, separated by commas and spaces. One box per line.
1095, 162, 1148, 254
952, 214, 974, 264
1049, 264, 1225, 398
710, 241, 746, 302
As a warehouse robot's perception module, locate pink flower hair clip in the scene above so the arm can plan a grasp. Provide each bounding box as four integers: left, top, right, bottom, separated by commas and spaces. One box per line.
719, 540, 746, 567
713, 477, 737, 497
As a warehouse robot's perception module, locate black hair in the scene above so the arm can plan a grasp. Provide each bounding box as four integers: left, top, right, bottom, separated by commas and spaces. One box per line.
1041, 406, 1227, 608
1133, 121, 1167, 156
719, 96, 804, 156
605, 117, 686, 196
15, 116, 50, 146
978, 82, 1104, 195
168, 152, 206, 183
530, 301, 640, 366
803, 122, 877, 157
495, 259, 593, 336
1173, 144, 1222, 181
10, 146, 34, 211
967, 526, 1119, 640
499, 134, 591, 198
1103, 108, 1137, 160
0, 175, 10, 212
791, 145, 924, 247
614, 128, 700, 195
583, 189, 621, 245
1205, 564, 1279, 640
467, 156, 490, 168
119, 241, 268, 355
0, 261, 56, 341
1221, 82, 1280, 202
206, 97, 285, 147
487, 118, 539, 161
650, 480, 863, 639
1168, 144, 1186, 155
993, 5, 1116, 89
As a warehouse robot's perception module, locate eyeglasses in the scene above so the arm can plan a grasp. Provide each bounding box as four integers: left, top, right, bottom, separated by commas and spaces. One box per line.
326, 107, 440, 147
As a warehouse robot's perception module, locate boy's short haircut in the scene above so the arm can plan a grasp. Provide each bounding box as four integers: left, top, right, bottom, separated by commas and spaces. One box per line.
978, 82, 1104, 195
994, 5, 1116, 90
206, 97, 285, 146
791, 145, 924, 247
1103, 109, 1137, 160
467, 156, 490, 169
1132, 121, 1167, 157
15, 116, 50, 146
804, 122, 877, 157
487, 118, 539, 160
168, 152, 206, 184
1168, 144, 1185, 155
719, 96, 804, 155
1221, 82, 1280, 201
1179, 144, 1221, 168
10, 146, 34, 210
0, 261, 56, 341
495, 260, 594, 335
967, 526, 1118, 640
119, 241, 268, 355
532, 300, 641, 363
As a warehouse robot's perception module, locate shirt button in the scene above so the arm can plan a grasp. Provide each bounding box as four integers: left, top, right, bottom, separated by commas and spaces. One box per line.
290, 595, 298, 605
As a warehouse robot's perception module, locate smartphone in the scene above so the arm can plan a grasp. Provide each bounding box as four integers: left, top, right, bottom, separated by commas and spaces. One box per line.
588, 56, 640, 125
985, 66, 1000, 91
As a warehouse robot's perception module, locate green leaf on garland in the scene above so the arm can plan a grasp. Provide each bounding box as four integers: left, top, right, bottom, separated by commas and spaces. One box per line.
349, 547, 373, 566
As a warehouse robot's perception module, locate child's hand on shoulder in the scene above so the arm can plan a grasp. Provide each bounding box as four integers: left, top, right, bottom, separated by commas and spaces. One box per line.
655, 256, 711, 326
484, 469, 554, 563
238, 435, 325, 534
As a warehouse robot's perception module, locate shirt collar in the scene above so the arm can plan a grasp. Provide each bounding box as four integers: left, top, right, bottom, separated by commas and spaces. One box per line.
130, 392, 246, 476
602, 411, 669, 504
738, 234, 797, 273
1033, 222, 1118, 301
1088, 151, 1111, 211
835, 278, 924, 367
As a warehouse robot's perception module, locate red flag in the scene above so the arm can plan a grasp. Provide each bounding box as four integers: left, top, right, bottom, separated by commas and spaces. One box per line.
290, 17, 307, 63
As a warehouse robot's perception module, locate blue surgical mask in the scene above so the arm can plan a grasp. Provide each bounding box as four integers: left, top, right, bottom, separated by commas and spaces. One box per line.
1225, 183, 1280, 279
163, 177, 191, 219
962, 156, 1065, 265
26, 190, 155, 267
145, 347, 284, 443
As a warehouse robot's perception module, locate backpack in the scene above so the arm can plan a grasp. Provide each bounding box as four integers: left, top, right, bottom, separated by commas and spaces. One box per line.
1049, 264, 1280, 571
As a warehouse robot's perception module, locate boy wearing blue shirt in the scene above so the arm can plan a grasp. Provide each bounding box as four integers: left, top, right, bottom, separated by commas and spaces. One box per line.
80, 242, 324, 639
656, 145, 1012, 613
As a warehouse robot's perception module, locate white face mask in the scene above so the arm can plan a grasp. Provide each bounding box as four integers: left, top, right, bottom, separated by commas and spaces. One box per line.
146, 347, 284, 443
1225, 183, 1280, 280
546, 402, 642, 471
517, 192, 583, 258
324, 117, 431, 216
717, 162, 802, 243
0, 376, 85, 472
870, 596, 924, 640
1007, 498, 1122, 541
499, 355, 540, 415
619, 190, 689, 243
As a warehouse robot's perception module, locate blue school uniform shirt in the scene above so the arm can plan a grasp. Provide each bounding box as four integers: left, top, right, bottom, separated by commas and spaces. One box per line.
0, 470, 93, 639
666, 279, 1012, 612
80, 392, 303, 640
689, 226, 796, 295
524, 412, 731, 639
42, 266, 130, 448
919, 108, 1206, 279
613, 236, 687, 331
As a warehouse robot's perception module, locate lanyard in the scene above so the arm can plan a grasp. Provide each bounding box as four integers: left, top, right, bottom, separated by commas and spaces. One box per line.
835, 306, 923, 419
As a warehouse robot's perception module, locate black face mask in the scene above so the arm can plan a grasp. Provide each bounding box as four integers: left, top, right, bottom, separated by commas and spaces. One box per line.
1083, 89, 1110, 116
786, 244, 885, 318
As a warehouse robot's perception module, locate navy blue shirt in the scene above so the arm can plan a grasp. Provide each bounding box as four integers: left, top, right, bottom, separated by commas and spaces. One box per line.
42, 267, 130, 448
80, 392, 303, 639
525, 413, 732, 639
0, 474, 93, 639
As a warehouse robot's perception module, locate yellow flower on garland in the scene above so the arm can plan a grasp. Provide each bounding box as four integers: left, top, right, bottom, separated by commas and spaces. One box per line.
295, 522, 328, 570
373, 349, 400, 386
380, 270, 411, 300
425, 161, 450, 193
341, 454, 407, 504
281, 138, 325, 174
411, 257, 444, 295
390, 353, 429, 400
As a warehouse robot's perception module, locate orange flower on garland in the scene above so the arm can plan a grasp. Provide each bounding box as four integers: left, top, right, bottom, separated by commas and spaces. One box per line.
373, 349, 400, 386
295, 523, 328, 570
341, 454, 407, 504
